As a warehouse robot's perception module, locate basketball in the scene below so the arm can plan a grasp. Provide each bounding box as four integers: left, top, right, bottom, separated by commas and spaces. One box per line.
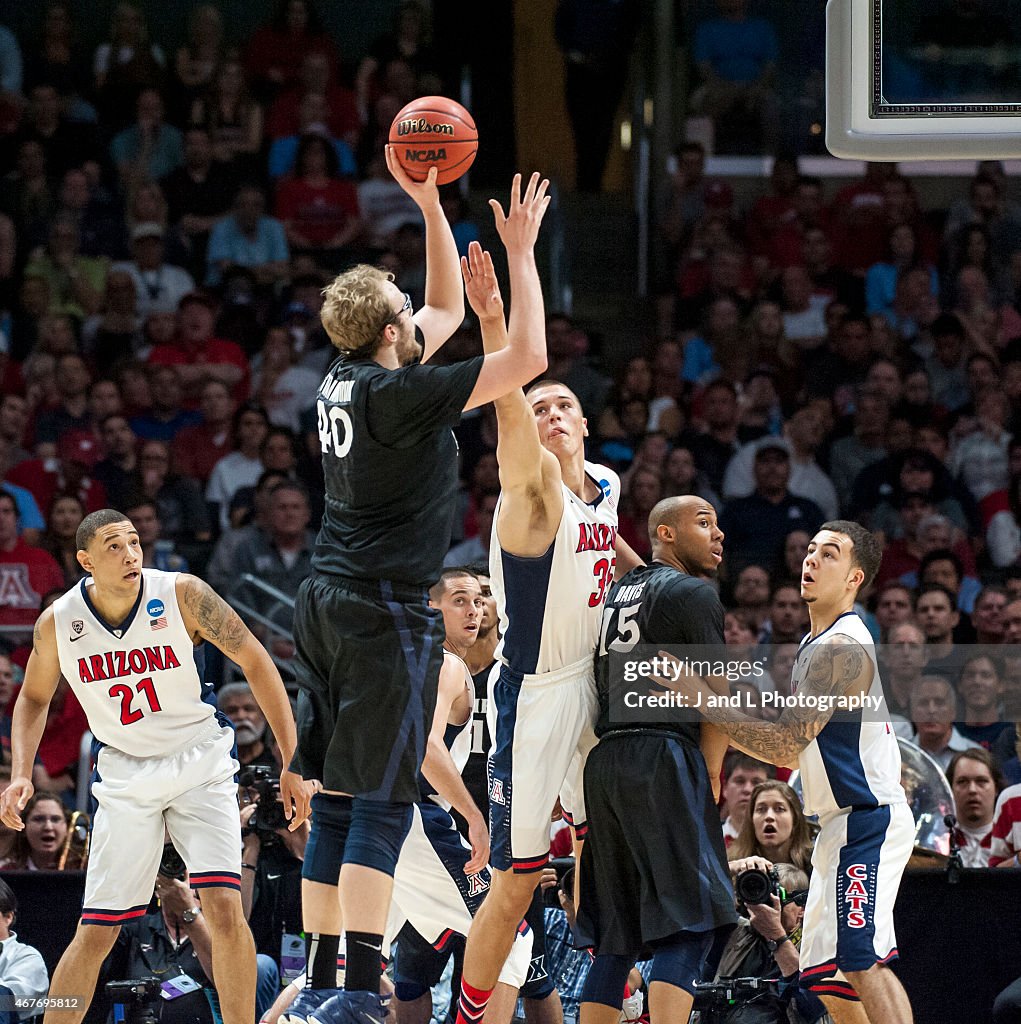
388, 96, 478, 185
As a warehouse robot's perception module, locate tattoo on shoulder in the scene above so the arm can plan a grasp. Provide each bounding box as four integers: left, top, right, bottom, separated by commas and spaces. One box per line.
32, 619, 42, 656
181, 577, 247, 655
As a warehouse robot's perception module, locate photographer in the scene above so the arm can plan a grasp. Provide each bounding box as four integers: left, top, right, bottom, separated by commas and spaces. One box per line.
101, 855, 281, 1024
699, 863, 829, 1024
239, 768, 307, 970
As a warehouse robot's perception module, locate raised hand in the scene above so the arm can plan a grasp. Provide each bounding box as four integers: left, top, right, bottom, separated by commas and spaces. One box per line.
385, 144, 440, 210
489, 172, 551, 254
460, 241, 505, 323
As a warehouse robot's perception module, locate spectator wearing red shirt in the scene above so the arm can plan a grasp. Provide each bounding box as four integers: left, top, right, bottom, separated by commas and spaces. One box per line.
148, 292, 250, 404
266, 51, 360, 147
172, 377, 237, 484
274, 134, 362, 258
0, 491, 65, 636
6, 433, 108, 518
244, 0, 340, 100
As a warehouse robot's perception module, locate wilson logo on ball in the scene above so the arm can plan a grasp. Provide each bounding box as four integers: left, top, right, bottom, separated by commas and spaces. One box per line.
404, 148, 448, 162
396, 118, 455, 136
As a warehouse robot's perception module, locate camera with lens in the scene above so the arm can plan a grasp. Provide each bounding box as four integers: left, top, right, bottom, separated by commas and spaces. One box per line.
692, 976, 784, 1023
106, 978, 162, 1024
157, 842, 187, 881
238, 765, 287, 839
734, 866, 781, 907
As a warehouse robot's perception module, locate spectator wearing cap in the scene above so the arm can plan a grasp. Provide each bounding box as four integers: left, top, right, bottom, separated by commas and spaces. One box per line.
148, 292, 250, 404
206, 184, 290, 289
112, 221, 196, 321
722, 408, 838, 519
719, 436, 824, 576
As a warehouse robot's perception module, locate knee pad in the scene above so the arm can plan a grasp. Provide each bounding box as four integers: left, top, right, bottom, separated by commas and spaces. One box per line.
580, 953, 631, 1010
302, 793, 353, 884
393, 981, 430, 1003
343, 799, 413, 876
649, 931, 713, 995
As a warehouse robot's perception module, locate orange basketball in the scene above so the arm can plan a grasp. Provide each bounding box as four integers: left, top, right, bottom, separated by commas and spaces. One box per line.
389, 96, 478, 185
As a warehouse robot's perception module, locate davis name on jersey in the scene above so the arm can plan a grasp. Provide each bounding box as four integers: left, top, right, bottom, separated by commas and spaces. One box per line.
491, 462, 621, 677
53, 569, 214, 757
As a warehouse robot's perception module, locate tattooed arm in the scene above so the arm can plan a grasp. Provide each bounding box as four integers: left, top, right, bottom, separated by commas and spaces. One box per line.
0, 609, 61, 828
177, 575, 314, 827
702, 635, 871, 769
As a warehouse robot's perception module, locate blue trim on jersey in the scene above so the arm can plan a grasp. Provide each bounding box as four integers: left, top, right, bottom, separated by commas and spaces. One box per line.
371, 581, 434, 802
79, 577, 145, 638
489, 664, 523, 872
585, 471, 607, 509
499, 542, 556, 676
418, 718, 464, 802
816, 720, 876, 810
419, 801, 493, 916
835, 805, 889, 971
798, 611, 859, 652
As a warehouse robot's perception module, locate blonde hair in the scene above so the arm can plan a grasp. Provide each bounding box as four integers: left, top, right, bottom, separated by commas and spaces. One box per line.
320, 265, 396, 357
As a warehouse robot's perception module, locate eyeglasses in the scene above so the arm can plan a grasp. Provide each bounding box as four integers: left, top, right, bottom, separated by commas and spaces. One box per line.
379, 292, 412, 334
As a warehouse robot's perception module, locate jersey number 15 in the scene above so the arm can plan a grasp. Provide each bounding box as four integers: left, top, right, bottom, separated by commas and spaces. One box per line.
598, 604, 641, 657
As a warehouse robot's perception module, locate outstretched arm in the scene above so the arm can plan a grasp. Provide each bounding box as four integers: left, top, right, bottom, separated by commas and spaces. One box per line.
177, 575, 315, 828
384, 149, 464, 362
420, 655, 489, 873
462, 173, 550, 411
662, 635, 872, 769
0, 610, 61, 828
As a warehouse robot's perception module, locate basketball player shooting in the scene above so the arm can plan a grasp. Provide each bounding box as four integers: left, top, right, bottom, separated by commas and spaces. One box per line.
0, 509, 314, 1024
662, 520, 914, 1024
453, 220, 642, 1024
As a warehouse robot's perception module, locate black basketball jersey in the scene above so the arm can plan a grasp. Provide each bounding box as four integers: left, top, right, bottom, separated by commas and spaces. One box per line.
312, 352, 483, 585
595, 561, 724, 739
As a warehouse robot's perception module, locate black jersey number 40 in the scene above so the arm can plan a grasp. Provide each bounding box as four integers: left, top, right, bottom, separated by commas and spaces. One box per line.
318, 399, 354, 458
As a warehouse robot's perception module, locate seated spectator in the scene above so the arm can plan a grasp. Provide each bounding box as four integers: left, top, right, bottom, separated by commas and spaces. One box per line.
171, 378, 237, 486
0, 790, 69, 869
2, 141, 56, 252
39, 492, 85, 588
54, 167, 124, 261
93, 413, 139, 508
662, 445, 720, 507
83, 270, 144, 373
168, 3, 225, 124
125, 439, 212, 548
876, 497, 975, 588
24, 3, 92, 119
690, 0, 780, 153
112, 221, 196, 321
92, 2, 165, 128
441, 191, 480, 262
129, 365, 201, 442
729, 564, 771, 633
682, 295, 742, 386
947, 748, 1002, 867
148, 292, 250, 403
780, 529, 811, 584
802, 223, 864, 309
779, 264, 828, 349
274, 133, 362, 260
228, 481, 313, 655
728, 781, 815, 875
986, 470, 1021, 569
189, 59, 264, 175
925, 313, 970, 411
8, 430, 107, 516
251, 326, 322, 433
829, 391, 892, 511
758, 582, 807, 647
956, 653, 1013, 749
914, 582, 965, 679
206, 402, 270, 530
17, 82, 98, 181
719, 439, 824, 577
802, 313, 873, 401
110, 88, 183, 189
33, 351, 94, 449
543, 314, 613, 426
972, 586, 1008, 645
685, 379, 742, 495
990, 774, 1021, 867
356, 150, 424, 253
616, 467, 663, 563
244, 0, 340, 100
865, 223, 939, 320
206, 185, 290, 289
908, 673, 972, 771
24, 214, 105, 319
721, 752, 774, 846
122, 497, 188, 572
267, 49, 360, 148
0, 877, 49, 1011
160, 126, 238, 280
950, 386, 1012, 503
873, 581, 914, 641
883, 621, 929, 722
913, 546, 982, 615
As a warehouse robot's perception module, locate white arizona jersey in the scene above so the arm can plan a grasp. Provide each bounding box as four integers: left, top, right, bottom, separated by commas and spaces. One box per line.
421, 651, 475, 812
53, 569, 214, 757
491, 461, 620, 677
793, 612, 905, 820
